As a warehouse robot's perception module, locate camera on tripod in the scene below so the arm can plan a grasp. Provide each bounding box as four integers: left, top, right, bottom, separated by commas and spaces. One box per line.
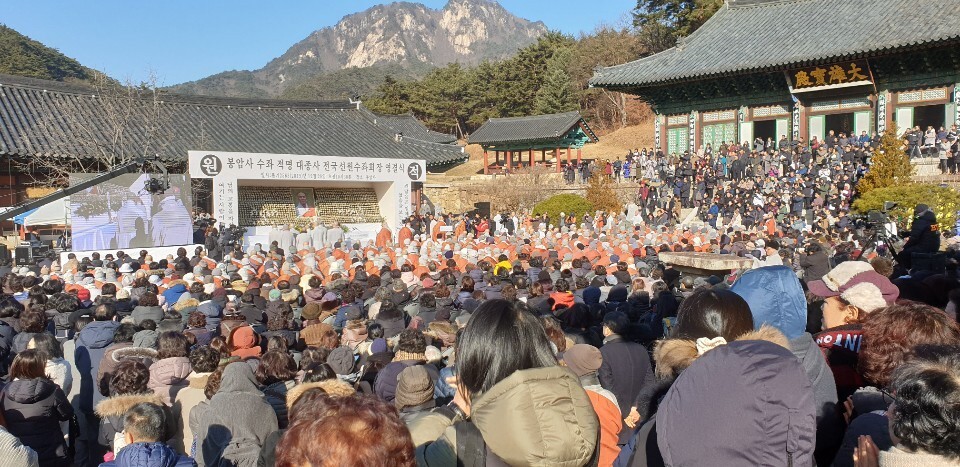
866, 201, 898, 227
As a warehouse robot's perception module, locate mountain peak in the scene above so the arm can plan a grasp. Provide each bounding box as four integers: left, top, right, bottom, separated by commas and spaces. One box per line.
167, 0, 546, 98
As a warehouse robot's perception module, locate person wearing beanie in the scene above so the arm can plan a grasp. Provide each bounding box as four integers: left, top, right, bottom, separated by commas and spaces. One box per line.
229, 326, 261, 359
394, 365, 436, 424
600, 311, 654, 445
564, 344, 621, 467
374, 329, 438, 403
326, 346, 358, 381
268, 289, 282, 302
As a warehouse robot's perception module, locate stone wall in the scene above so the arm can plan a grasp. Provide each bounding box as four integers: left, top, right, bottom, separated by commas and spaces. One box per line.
423, 173, 649, 215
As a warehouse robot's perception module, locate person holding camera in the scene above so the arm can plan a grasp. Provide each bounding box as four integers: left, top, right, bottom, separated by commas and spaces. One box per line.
798, 241, 831, 282
897, 203, 940, 271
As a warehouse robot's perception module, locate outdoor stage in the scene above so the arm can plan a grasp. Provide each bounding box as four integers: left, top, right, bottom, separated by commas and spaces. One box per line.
188, 151, 426, 234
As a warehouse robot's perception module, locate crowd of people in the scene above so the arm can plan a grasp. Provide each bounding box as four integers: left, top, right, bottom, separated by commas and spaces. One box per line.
0, 187, 957, 466
0, 124, 957, 466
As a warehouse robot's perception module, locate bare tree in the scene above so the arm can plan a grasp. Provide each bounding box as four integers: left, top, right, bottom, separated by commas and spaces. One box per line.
16, 71, 173, 187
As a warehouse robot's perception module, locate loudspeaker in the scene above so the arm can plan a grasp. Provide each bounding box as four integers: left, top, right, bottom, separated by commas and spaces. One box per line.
473, 202, 491, 219
15, 247, 31, 266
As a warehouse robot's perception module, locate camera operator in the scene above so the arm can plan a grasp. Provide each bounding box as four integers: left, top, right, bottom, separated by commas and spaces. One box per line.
897, 203, 940, 270
798, 241, 830, 282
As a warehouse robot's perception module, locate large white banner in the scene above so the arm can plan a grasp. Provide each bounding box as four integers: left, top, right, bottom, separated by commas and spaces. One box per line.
189, 151, 425, 183
188, 151, 425, 231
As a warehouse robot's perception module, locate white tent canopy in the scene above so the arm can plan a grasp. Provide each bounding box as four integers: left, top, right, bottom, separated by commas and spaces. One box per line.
22, 198, 70, 226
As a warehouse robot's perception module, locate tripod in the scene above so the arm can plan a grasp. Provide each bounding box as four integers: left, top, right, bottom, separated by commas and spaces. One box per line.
855, 224, 899, 261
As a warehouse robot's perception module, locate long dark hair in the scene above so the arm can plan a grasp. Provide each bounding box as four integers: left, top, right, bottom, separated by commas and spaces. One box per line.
456, 299, 556, 397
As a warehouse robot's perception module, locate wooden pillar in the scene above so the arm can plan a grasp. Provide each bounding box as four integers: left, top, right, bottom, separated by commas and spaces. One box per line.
506, 151, 512, 172
555, 147, 561, 172
529, 149, 534, 169
483, 150, 489, 175
566, 148, 572, 166
577, 148, 582, 164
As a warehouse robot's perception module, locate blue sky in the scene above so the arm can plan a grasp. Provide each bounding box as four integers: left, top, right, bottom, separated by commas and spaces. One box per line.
3, 0, 636, 86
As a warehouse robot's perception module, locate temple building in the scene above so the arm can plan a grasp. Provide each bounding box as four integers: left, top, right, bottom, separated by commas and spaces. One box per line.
468, 111, 598, 174
590, 0, 960, 155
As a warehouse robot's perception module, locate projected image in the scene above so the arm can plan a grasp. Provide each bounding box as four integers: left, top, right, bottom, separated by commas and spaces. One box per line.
69, 173, 194, 250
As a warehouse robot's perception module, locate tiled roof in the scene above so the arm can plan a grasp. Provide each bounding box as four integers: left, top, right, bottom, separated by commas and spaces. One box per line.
372, 112, 459, 144
590, 0, 960, 88
467, 111, 598, 145
0, 74, 466, 167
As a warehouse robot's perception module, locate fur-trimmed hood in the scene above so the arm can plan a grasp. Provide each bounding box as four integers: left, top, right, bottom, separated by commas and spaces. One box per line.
285, 379, 355, 409
174, 298, 199, 312
653, 325, 789, 380
95, 392, 166, 418
112, 346, 158, 364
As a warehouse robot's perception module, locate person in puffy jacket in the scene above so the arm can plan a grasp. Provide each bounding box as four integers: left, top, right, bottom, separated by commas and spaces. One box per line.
2, 349, 74, 467
654, 340, 816, 466
99, 402, 195, 467
411, 300, 599, 466
95, 360, 172, 455
148, 332, 193, 406
0, 411, 38, 467
161, 283, 189, 310
197, 301, 222, 334
254, 350, 297, 429
196, 363, 277, 467
731, 265, 842, 465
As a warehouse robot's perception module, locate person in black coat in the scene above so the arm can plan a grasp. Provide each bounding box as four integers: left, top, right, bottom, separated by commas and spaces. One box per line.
2, 349, 74, 467
598, 312, 655, 445
798, 241, 831, 283
898, 204, 940, 271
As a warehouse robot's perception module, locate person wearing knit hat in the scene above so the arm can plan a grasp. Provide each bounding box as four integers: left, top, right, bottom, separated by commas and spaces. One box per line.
374, 329, 438, 402
394, 365, 436, 421
268, 289, 282, 302
326, 346, 357, 379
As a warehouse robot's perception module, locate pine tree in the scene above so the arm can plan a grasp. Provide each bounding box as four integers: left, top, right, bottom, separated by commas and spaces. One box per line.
365, 76, 412, 115
534, 62, 577, 115
856, 129, 914, 194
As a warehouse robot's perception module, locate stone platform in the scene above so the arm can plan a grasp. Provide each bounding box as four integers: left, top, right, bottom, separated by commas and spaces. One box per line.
658, 252, 754, 277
